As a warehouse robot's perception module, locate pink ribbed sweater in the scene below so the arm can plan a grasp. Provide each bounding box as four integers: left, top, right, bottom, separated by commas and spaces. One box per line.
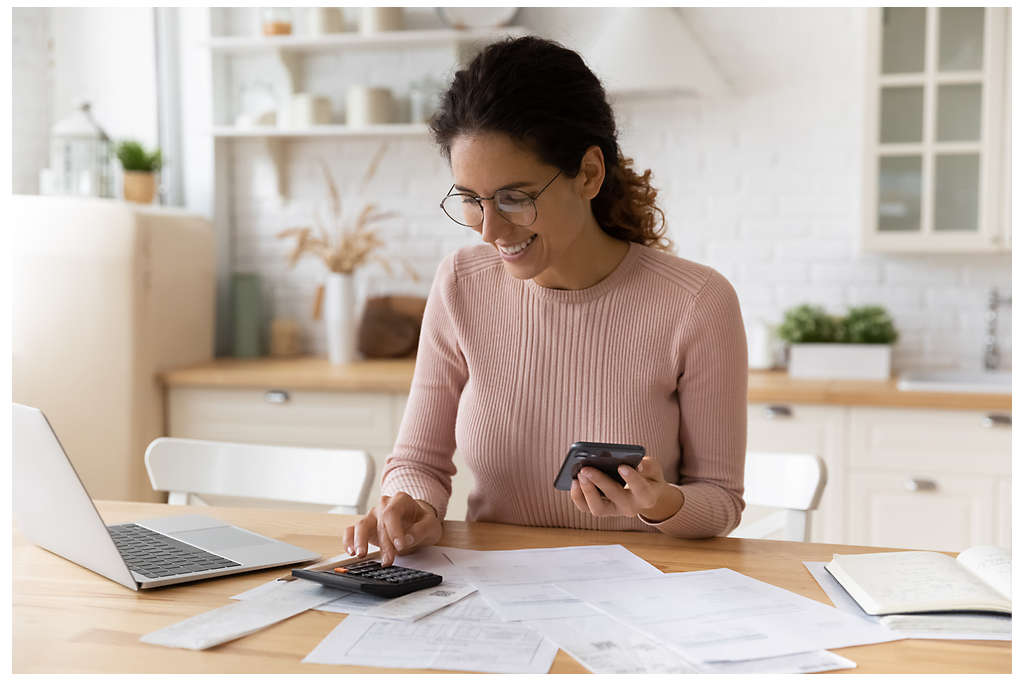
380, 241, 748, 538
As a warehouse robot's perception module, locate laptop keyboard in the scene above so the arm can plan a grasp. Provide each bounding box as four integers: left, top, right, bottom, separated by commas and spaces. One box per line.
107, 523, 240, 579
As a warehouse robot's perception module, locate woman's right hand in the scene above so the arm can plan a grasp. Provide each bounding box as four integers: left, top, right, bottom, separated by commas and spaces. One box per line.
343, 492, 443, 566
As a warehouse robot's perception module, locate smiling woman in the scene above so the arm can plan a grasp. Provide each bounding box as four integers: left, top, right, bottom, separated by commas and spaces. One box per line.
343, 36, 749, 566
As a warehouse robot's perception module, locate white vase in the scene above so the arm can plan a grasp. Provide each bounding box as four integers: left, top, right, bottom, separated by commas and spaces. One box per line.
787, 343, 892, 380
325, 272, 358, 365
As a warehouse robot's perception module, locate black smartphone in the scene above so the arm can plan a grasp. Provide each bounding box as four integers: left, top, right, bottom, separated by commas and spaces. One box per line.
553, 441, 646, 491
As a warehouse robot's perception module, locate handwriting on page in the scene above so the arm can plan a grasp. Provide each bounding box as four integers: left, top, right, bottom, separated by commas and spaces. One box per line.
836, 552, 1005, 605
956, 546, 1012, 601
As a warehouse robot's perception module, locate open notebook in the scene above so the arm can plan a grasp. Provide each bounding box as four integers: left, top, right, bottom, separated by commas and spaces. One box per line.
824, 546, 1011, 618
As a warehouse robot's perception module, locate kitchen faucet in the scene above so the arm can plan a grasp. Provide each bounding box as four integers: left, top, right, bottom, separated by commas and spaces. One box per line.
983, 287, 1012, 370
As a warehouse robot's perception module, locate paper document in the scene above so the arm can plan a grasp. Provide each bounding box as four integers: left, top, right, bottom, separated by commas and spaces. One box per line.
142, 579, 341, 650
303, 613, 558, 672
556, 567, 902, 663
526, 609, 855, 674
421, 591, 506, 624
704, 650, 857, 674
440, 544, 663, 621
804, 561, 1011, 641
361, 582, 476, 621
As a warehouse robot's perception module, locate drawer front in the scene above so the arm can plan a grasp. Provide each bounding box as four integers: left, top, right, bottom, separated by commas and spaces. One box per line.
747, 403, 846, 543
167, 387, 397, 449
847, 470, 997, 552
849, 407, 1011, 475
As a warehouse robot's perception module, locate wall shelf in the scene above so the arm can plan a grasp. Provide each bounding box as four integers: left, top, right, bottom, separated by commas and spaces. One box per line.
211, 124, 430, 139
200, 26, 528, 54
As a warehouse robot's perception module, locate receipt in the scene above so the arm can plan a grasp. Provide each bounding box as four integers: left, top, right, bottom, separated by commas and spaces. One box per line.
142, 579, 341, 650
360, 582, 476, 621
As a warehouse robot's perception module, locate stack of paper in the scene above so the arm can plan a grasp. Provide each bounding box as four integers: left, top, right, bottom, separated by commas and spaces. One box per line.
145, 543, 914, 673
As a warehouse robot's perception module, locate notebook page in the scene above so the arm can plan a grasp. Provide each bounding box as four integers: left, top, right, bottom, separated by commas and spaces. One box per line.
831, 551, 1009, 613
956, 546, 1011, 602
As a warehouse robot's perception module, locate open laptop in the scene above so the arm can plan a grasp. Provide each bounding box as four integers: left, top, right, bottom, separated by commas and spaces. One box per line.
13, 403, 320, 590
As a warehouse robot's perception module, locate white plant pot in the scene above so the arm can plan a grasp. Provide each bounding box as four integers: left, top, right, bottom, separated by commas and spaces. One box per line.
325, 272, 358, 365
787, 343, 892, 381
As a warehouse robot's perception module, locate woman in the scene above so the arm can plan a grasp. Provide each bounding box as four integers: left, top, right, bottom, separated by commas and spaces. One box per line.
344, 36, 747, 565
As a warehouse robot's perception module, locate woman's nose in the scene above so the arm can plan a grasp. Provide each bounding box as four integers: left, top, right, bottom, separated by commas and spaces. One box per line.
479, 201, 508, 244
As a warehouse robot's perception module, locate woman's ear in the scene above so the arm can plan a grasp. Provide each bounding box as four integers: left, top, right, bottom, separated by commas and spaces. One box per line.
576, 145, 605, 201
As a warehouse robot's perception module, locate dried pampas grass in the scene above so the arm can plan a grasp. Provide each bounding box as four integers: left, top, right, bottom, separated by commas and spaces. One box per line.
277, 144, 418, 281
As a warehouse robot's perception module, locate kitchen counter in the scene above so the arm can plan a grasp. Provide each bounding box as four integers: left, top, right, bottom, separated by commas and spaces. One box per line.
159, 356, 1011, 411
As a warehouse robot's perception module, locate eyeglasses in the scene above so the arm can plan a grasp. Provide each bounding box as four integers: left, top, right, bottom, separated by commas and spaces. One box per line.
440, 170, 561, 228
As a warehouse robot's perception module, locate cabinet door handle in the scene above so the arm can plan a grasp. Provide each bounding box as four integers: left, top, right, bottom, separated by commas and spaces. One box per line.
264, 390, 291, 404
905, 478, 937, 492
762, 405, 793, 419
983, 414, 1011, 428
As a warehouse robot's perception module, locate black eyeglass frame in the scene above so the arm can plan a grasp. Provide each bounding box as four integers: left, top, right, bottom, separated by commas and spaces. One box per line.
440, 169, 562, 228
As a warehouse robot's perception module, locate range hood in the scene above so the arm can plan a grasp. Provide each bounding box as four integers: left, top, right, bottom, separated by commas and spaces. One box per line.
583, 8, 728, 98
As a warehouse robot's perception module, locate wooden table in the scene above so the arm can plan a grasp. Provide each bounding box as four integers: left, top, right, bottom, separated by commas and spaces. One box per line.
13, 501, 1011, 674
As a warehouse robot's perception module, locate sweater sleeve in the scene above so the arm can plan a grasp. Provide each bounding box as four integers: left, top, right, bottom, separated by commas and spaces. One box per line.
641, 268, 748, 538
379, 252, 467, 518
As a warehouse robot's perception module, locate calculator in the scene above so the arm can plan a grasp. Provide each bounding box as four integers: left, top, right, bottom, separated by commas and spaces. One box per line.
292, 558, 443, 598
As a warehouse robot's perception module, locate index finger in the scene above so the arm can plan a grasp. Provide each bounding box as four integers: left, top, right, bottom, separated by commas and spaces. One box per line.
380, 497, 416, 553
580, 467, 632, 510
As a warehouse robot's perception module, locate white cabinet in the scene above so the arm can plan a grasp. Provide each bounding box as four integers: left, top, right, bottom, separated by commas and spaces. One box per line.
847, 471, 996, 552
169, 385, 1011, 547
746, 402, 1011, 550
746, 403, 846, 543
845, 406, 1010, 551
862, 7, 1010, 252
167, 386, 471, 520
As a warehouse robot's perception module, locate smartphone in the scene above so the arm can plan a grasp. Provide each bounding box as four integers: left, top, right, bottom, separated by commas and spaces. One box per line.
553, 441, 646, 491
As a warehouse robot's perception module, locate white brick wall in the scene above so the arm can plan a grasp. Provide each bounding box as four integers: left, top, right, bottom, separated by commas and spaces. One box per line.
214, 7, 1013, 370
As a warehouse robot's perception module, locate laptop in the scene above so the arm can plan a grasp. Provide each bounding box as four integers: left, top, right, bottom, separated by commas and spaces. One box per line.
13, 403, 320, 590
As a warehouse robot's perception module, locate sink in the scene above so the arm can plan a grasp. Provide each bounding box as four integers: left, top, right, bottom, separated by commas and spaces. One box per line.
897, 369, 1012, 394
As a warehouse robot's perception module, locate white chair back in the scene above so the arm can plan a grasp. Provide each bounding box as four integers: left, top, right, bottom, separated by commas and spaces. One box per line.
729, 451, 827, 542
144, 437, 374, 515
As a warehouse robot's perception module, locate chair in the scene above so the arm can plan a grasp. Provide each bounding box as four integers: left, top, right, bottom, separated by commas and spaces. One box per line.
144, 437, 374, 515
729, 452, 827, 542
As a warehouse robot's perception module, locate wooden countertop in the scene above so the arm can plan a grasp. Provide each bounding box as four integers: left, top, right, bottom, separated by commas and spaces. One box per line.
160, 356, 1011, 411
13, 501, 1011, 674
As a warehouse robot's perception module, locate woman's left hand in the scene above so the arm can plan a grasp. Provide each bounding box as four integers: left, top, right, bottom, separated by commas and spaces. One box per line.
570, 455, 684, 522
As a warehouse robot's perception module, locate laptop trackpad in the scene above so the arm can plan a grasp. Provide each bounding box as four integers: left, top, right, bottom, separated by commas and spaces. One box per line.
172, 526, 273, 551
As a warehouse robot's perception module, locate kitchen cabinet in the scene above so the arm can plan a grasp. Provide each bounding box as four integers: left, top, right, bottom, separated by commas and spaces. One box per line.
746, 403, 847, 543
862, 7, 1010, 252
748, 401, 1011, 550
167, 386, 471, 520
846, 471, 996, 551
843, 406, 1010, 551
163, 361, 1010, 548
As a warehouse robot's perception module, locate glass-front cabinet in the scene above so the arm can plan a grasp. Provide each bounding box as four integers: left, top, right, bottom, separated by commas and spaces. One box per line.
863, 7, 1010, 252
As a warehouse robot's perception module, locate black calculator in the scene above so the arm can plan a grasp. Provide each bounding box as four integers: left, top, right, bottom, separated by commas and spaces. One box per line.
292, 559, 443, 598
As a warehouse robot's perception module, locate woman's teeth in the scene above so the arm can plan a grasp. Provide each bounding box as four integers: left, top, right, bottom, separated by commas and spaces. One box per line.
498, 234, 537, 255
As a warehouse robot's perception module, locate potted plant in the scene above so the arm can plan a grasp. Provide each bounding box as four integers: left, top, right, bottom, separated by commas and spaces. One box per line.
115, 140, 162, 204
277, 146, 417, 364
778, 304, 899, 380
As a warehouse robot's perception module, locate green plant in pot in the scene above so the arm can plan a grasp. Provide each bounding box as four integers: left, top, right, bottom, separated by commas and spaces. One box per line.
115, 140, 162, 204
778, 303, 898, 380
836, 305, 899, 344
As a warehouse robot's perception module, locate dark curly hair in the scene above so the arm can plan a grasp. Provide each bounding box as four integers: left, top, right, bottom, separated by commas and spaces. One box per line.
429, 36, 673, 253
